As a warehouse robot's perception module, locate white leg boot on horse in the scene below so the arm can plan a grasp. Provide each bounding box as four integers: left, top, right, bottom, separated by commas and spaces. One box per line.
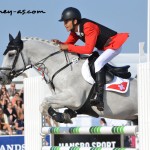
90, 67, 106, 111
48, 107, 73, 123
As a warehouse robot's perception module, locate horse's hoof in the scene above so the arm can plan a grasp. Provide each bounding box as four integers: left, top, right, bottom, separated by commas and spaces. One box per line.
63, 113, 73, 124
64, 109, 77, 118
48, 107, 72, 124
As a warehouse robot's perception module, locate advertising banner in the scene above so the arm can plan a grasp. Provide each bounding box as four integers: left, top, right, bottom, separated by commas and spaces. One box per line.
0, 136, 24, 150
54, 134, 121, 148
0, 135, 50, 149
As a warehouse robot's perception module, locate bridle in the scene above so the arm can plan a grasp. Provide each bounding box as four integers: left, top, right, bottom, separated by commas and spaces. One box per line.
0, 41, 80, 90
0, 44, 29, 81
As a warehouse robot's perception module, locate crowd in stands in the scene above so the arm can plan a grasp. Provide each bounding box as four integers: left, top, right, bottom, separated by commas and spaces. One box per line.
0, 83, 24, 135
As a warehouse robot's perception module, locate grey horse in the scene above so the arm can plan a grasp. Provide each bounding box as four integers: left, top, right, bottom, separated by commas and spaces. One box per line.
0, 32, 138, 124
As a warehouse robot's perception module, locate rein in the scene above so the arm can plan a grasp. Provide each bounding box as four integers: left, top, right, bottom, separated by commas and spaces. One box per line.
34, 51, 79, 90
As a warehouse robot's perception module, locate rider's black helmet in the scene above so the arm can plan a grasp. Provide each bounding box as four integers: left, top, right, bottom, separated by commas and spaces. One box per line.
59, 7, 81, 22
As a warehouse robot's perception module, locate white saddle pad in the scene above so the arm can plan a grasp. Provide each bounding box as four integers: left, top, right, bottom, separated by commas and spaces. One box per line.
82, 60, 129, 93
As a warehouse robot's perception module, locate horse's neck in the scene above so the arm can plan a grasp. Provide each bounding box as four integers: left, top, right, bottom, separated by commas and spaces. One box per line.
24, 39, 60, 63
24, 39, 80, 74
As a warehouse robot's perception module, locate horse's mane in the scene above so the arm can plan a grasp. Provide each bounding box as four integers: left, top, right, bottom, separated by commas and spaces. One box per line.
22, 37, 88, 58
22, 37, 58, 47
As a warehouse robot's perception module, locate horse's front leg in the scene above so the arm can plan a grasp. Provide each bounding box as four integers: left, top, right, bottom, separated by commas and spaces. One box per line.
40, 89, 81, 113
39, 89, 81, 123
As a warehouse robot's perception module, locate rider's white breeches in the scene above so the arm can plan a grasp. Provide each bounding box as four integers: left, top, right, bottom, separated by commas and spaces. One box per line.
94, 47, 122, 73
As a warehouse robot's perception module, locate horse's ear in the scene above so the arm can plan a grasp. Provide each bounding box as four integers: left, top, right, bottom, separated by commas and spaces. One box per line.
9, 34, 14, 41
15, 31, 21, 41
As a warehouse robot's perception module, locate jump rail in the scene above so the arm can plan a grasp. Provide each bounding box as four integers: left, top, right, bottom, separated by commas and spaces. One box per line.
42, 146, 137, 150
42, 126, 138, 135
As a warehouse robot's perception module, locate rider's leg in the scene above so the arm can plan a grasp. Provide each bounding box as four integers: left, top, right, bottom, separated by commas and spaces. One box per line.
91, 48, 122, 111
90, 67, 105, 111
95, 48, 122, 73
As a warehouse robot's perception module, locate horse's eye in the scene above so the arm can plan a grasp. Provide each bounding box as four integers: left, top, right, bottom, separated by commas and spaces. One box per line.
8, 53, 15, 57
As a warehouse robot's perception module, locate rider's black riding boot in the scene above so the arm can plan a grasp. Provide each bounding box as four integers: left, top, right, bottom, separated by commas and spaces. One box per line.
90, 68, 106, 111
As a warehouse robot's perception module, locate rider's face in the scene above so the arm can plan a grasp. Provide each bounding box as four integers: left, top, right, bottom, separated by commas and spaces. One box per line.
64, 20, 73, 31
64, 19, 77, 32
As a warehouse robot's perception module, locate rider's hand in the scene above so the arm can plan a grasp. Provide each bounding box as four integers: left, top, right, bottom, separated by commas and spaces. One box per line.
59, 44, 68, 51
51, 39, 61, 44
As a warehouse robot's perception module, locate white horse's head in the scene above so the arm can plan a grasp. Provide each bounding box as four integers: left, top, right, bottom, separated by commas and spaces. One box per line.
0, 31, 29, 84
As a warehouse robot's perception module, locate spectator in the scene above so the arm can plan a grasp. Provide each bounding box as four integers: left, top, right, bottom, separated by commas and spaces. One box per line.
100, 118, 107, 126
15, 112, 24, 135
19, 87, 24, 103
0, 107, 12, 135
4, 102, 17, 125
14, 98, 24, 116
0, 85, 9, 98
7, 83, 18, 99
1, 93, 10, 102
11, 92, 22, 107
0, 95, 9, 110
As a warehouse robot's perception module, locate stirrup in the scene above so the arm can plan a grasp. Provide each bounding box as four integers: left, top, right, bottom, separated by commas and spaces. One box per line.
97, 101, 104, 111
90, 99, 104, 111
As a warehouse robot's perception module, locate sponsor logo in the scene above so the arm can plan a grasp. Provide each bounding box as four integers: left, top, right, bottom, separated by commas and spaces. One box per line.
0, 144, 25, 150
58, 141, 116, 148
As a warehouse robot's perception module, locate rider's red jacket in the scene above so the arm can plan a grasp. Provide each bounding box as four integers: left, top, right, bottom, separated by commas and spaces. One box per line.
64, 19, 129, 54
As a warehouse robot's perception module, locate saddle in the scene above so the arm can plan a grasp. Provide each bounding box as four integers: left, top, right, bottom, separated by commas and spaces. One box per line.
88, 51, 131, 84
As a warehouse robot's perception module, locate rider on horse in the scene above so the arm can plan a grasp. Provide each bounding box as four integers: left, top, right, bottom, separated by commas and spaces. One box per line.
52, 7, 129, 111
